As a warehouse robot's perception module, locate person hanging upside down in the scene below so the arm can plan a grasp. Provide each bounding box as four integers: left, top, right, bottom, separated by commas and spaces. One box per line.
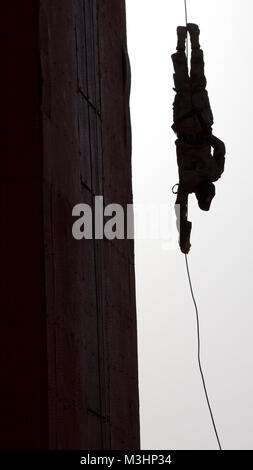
171, 23, 226, 254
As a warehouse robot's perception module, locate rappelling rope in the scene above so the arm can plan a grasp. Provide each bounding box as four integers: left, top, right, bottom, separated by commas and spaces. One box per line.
184, 0, 189, 61
185, 255, 222, 450
183, 0, 222, 451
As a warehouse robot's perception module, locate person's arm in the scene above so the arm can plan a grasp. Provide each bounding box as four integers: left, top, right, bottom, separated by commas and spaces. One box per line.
207, 134, 226, 180
175, 186, 192, 254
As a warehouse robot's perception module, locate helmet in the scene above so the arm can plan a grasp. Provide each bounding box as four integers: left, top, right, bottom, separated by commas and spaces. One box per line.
195, 181, 216, 211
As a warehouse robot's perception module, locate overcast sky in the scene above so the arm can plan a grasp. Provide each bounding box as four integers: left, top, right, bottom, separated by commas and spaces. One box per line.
126, 0, 253, 450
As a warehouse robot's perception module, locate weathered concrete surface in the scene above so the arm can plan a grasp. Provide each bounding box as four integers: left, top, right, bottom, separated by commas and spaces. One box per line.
98, 0, 139, 449
1, 0, 48, 449
1, 0, 139, 449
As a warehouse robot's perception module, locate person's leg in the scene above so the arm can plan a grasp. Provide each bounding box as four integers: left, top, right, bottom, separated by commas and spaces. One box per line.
190, 48, 207, 91
190, 49, 213, 130
187, 23, 201, 50
187, 24, 206, 90
176, 26, 187, 52
171, 28, 192, 129
172, 26, 189, 90
187, 24, 214, 130
171, 51, 190, 94
171, 51, 192, 132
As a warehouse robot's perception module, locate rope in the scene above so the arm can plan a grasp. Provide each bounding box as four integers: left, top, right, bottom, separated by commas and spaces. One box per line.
184, 0, 188, 23
184, 0, 189, 61
185, 255, 222, 450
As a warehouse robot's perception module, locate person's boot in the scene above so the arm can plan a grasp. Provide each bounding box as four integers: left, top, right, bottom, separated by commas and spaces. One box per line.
177, 26, 187, 51
187, 23, 200, 49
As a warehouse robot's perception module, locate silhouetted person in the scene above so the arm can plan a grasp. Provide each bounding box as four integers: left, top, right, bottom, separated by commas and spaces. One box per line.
172, 24, 226, 253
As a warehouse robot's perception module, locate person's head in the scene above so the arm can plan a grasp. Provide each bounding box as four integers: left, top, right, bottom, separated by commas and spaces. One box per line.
195, 181, 216, 211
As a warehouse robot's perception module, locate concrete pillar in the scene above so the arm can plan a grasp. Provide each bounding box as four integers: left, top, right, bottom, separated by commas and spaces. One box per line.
1, 0, 139, 450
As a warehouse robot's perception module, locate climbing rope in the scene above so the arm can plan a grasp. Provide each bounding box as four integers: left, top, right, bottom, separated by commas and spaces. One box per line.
184, 0, 189, 60
184, 0, 188, 23
185, 255, 222, 450
183, 0, 222, 451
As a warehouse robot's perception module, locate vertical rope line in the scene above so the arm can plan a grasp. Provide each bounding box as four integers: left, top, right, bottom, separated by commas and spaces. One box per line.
184, 0, 189, 60
184, 0, 189, 220
185, 255, 222, 450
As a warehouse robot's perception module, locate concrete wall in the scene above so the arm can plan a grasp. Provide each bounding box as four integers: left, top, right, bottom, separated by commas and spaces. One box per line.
1, 0, 139, 450
1, 0, 48, 449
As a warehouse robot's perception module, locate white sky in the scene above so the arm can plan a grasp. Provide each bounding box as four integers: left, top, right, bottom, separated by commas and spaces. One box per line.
126, 0, 253, 450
